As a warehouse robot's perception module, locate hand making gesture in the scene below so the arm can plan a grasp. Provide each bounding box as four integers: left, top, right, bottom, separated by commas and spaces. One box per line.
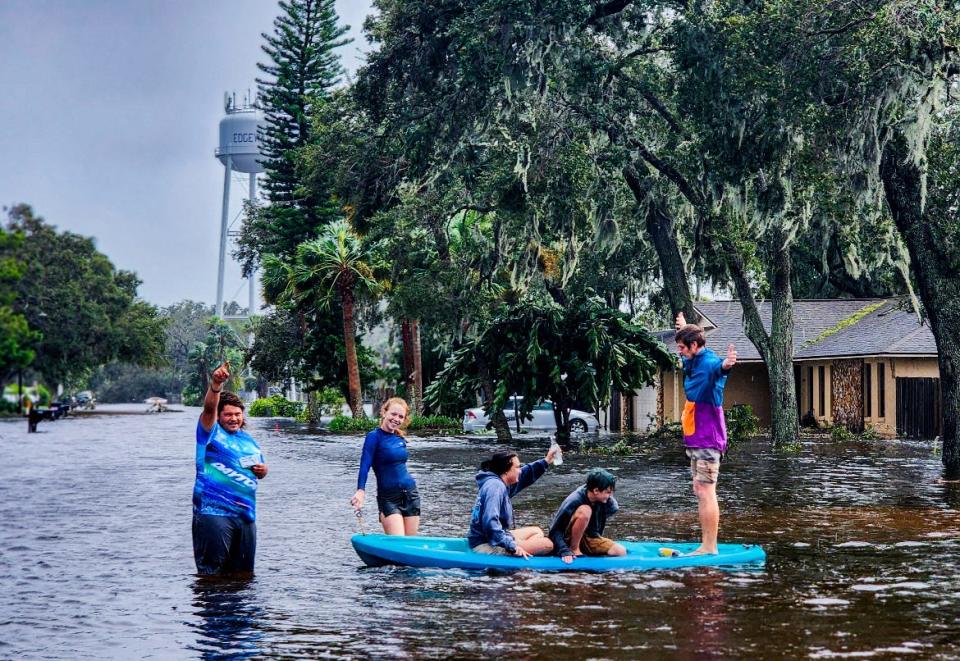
722, 344, 737, 371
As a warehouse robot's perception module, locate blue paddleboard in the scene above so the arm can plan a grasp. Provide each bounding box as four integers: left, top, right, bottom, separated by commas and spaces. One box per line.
351, 534, 765, 571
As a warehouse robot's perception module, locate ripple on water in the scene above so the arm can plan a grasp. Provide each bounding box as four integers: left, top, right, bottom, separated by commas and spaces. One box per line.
803, 597, 851, 607
5, 411, 960, 658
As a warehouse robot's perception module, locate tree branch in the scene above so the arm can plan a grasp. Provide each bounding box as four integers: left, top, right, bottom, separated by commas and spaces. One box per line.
629, 138, 707, 210
585, 0, 636, 26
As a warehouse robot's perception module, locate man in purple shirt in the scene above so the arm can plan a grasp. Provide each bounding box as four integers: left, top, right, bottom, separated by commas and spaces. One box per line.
675, 312, 737, 555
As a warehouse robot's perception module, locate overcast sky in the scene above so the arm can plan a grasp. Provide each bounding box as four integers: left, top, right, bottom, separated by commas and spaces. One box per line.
0, 0, 375, 308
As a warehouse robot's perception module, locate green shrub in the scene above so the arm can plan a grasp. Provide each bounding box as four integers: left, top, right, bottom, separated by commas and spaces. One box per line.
408, 414, 461, 432
581, 437, 651, 456
5, 383, 51, 406
248, 394, 305, 418
0, 398, 18, 415
328, 415, 378, 433
648, 422, 683, 440
859, 424, 880, 440
316, 387, 346, 416
725, 404, 759, 444
830, 423, 854, 441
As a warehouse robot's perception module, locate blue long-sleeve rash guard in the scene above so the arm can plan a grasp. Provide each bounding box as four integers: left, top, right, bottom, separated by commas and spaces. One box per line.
356, 427, 417, 492
467, 459, 549, 552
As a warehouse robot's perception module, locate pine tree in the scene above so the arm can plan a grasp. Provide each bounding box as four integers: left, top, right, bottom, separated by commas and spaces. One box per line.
238, 0, 351, 270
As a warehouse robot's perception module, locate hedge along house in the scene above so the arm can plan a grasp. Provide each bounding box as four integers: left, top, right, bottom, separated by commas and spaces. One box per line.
635, 299, 941, 439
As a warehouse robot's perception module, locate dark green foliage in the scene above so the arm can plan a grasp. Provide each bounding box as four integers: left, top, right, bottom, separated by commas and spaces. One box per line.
426, 293, 674, 441
725, 404, 759, 446
328, 414, 378, 433
3, 205, 167, 388
248, 394, 306, 418
236, 0, 350, 273
326, 413, 460, 434
88, 363, 178, 403
182, 318, 247, 405
407, 414, 460, 433
0, 224, 37, 380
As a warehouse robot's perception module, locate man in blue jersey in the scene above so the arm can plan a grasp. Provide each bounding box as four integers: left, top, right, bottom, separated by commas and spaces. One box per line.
193, 362, 268, 575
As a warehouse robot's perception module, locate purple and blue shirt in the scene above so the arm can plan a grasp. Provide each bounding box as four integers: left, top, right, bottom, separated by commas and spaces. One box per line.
680, 347, 730, 453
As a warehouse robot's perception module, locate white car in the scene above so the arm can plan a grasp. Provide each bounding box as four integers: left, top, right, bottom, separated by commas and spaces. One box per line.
462, 397, 599, 433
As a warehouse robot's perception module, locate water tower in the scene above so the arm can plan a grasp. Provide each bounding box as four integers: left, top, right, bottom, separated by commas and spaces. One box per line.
214, 92, 265, 318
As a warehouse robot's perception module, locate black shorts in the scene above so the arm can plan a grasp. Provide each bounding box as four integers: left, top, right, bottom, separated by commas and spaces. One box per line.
376, 486, 421, 517
192, 513, 257, 575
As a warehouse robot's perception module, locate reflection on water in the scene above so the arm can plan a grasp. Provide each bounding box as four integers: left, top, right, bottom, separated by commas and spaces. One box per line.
2, 405, 960, 658
189, 577, 264, 659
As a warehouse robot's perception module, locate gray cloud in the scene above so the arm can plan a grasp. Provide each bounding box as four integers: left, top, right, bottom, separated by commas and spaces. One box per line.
0, 0, 374, 308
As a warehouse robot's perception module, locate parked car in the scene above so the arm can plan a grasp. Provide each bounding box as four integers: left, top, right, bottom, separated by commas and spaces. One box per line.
463, 397, 599, 433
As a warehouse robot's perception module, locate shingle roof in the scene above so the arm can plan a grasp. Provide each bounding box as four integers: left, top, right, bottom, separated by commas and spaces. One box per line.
677, 299, 936, 362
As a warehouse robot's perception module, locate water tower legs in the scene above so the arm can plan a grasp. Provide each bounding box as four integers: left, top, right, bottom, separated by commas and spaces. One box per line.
216, 155, 232, 318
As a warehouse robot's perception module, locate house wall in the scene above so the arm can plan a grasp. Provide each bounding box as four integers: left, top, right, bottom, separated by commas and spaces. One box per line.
798, 361, 834, 425
801, 357, 939, 437
861, 358, 893, 436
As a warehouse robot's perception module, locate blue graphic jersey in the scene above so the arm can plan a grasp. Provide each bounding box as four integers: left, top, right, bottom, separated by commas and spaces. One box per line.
194, 420, 263, 522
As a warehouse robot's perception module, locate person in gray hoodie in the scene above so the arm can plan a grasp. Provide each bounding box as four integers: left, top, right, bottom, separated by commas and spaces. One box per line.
467, 446, 561, 557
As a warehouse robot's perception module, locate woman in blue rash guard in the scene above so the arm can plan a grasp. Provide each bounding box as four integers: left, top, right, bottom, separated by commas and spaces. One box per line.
351, 398, 420, 535
193, 362, 268, 575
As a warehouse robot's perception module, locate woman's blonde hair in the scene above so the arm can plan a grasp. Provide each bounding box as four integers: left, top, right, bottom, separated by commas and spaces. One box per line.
380, 397, 411, 437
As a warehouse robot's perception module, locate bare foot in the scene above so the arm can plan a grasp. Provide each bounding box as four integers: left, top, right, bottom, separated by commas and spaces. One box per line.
683, 547, 719, 557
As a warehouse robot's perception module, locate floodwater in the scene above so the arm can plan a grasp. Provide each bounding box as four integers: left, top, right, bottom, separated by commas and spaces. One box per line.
2, 406, 960, 659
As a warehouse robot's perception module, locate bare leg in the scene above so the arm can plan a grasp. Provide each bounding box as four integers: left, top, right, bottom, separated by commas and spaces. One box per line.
403, 515, 420, 536
380, 513, 406, 535
512, 526, 554, 555
606, 542, 627, 557
691, 479, 719, 554
567, 505, 592, 555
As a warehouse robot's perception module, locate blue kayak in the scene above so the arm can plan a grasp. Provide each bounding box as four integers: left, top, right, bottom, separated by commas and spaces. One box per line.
351, 534, 766, 572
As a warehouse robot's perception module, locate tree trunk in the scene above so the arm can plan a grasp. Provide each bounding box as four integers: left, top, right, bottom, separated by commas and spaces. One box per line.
341, 289, 363, 418
401, 319, 416, 406
881, 130, 960, 473
305, 389, 319, 423
552, 400, 572, 447
477, 354, 511, 442
623, 165, 701, 324
412, 319, 424, 415
722, 228, 799, 445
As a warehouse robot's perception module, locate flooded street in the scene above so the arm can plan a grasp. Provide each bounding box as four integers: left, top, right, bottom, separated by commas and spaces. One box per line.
3, 406, 960, 659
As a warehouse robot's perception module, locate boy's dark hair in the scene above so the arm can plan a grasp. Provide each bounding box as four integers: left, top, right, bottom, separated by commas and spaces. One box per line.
217, 391, 245, 415
481, 451, 518, 476
675, 324, 706, 348
586, 468, 616, 491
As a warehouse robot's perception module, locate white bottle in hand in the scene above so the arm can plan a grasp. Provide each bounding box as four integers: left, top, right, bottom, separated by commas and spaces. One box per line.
550, 439, 563, 466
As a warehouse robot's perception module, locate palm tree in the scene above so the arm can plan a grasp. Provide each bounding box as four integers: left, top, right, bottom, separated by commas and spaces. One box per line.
263, 220, 381, 418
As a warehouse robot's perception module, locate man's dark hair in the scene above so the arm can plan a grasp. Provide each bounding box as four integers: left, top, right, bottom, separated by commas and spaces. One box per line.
217, 391, 245, 415
675, 324, 706, 347
481, 451, 518, 476
586, 468, 616, 492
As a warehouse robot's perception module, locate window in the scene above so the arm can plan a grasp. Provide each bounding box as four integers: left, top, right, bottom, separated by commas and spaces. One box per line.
807, 366, 814, 413
818, 366, 826, 416
864, 363, 872, 417
878, 363, 886, 418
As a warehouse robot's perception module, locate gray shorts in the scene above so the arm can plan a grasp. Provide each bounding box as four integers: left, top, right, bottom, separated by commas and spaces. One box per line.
471, 543, 511, 556
686, 448, 722, 484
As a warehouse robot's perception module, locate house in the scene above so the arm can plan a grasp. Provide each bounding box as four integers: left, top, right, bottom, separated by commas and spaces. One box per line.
615, 299, 941, 439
